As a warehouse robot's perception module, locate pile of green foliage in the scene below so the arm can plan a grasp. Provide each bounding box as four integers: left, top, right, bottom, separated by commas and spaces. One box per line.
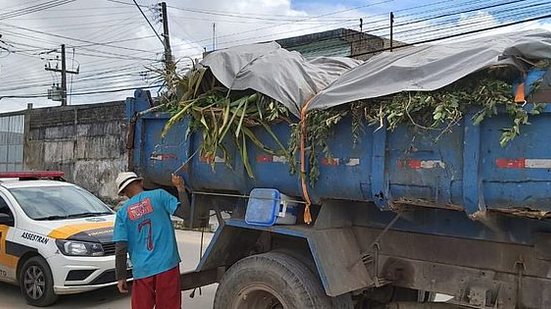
158, 65, 546, 185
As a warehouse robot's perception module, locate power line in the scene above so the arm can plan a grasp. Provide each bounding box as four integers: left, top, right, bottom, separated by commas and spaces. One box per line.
68, 35, 157, 48
352, 12, 551, 58
72, 51, 161, 62
395, 0, 530, 29
0, 0, 77, 20
0, 84, 163, 100
10, 10, 136, 21
115, 0, 393, 49
83, 16, 150, 44
392, 2, 551, 39
167, 0, 527, 54
294, 0, 544, 57
169, 0, 474, 50
171, 20, 358, 54
0, 68, 148, 90
131, 0, 165, 47
1, 29, 62, 47
2, 0, 548, 104
166, 5, 359, 22
0, 22, 159, 54
46, 6, 133, 11
183, 0, 536, 49
167, 12, 356, 25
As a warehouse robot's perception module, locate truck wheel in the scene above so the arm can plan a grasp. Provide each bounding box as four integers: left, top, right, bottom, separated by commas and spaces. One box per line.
19, 257, 58, 307
214, 252, 353, 309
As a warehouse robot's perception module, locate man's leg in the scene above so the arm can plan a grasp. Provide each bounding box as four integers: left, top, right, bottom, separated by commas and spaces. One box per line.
155, 266, 182, 309
131, 277, 156, 309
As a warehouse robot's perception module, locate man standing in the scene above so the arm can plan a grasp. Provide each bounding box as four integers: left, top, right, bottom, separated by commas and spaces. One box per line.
113, 172, 190, 309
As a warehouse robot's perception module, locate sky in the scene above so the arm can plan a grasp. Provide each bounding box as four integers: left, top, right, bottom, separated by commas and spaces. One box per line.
0, 0, 550, 112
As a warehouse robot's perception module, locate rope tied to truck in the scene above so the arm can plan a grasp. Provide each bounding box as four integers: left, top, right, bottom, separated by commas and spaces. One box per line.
300, 97, 315, 224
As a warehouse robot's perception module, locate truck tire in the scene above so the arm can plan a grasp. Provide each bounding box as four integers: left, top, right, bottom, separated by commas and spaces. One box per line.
19, 256, 58, 307
214, 251, 353, 309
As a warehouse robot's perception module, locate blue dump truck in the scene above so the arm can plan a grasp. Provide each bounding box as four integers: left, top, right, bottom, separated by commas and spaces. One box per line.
126, 87, 551, 309
125, 37, 551, 308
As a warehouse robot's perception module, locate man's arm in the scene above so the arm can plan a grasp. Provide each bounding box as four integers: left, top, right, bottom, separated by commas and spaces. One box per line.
115, 241, 129, 293
171, 174, 190, 220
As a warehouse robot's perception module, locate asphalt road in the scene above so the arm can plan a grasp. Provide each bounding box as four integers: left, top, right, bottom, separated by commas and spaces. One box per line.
0, 230, 217, 309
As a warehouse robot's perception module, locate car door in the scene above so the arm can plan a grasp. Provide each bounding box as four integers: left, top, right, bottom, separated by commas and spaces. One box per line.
0, 193, 18, 283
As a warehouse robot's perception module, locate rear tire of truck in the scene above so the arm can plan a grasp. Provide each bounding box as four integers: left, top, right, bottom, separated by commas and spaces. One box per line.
214, 251, 353, 309
19, 256, 58, 307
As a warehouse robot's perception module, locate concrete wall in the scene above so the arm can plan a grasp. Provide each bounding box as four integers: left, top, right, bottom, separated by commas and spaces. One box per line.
24, 102, 127, 205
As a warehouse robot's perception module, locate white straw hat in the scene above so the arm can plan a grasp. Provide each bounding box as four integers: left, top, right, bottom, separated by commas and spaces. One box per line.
116, 172, 143, 195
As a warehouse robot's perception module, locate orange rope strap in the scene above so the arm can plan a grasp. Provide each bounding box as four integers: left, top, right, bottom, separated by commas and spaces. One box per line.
300, 98, 314, 224
515, 72, 527, 104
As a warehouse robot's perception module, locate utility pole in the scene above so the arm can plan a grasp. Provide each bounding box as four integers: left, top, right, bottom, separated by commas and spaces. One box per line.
159, 2, 174, 88
45, 44, 78, 106
212, 22, 216, 51
390, 12, 395, 52
61, 44, 67, 105
159, 2, 173, 72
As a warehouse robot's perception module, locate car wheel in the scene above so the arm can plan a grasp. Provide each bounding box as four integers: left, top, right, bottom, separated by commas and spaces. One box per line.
19, 256, 58, 307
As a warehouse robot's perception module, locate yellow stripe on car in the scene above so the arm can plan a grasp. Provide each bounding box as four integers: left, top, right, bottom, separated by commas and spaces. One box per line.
0, 226, 18, 268
48, 222, 114, 239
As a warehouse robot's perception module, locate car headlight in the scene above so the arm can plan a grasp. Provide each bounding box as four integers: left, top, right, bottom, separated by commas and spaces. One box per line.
55, 240, 104, 256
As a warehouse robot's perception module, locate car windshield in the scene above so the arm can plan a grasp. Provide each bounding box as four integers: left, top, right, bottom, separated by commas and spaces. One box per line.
8, 185, 113, 220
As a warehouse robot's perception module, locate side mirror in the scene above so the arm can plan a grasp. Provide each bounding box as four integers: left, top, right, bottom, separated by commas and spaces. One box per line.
0, 213, 14, 226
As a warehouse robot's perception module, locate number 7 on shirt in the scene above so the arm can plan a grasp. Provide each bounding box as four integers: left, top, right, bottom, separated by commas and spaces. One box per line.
138, 219, 154, 251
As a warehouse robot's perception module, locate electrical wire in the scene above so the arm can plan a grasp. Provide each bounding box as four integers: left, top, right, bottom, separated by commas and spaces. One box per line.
173, 0, 538, 54
131, 0, 165, 47
167, 9, 356, 25
0, 84, 163, 99
2, 0, 550, 104
0, 0, 77, 20
235, 0, 548, 59
167, 0, 532, 53
169, 0, 393, 49
0, 22, 159, 54
351, 12, 551, 58
393, 2, 551, 40
60, 51, 160, 62
166, 5, 361, 22
167, 0, 494, 49
11, 10, 136, 20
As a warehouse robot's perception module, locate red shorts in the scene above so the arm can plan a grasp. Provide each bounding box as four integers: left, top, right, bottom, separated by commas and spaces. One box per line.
131, 266, 181, 309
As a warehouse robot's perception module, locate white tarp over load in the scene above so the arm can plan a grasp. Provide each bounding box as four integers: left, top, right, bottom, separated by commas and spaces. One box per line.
200, 41, 362, 116
200, 30, 551, 117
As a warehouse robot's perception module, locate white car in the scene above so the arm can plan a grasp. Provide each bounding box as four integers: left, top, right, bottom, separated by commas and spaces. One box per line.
0, 172, 129, 307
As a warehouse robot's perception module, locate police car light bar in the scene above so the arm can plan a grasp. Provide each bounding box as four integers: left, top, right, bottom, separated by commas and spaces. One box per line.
0, 171, 65, 179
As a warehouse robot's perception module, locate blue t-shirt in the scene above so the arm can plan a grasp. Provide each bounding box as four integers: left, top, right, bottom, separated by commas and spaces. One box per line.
113, 189, 181, 279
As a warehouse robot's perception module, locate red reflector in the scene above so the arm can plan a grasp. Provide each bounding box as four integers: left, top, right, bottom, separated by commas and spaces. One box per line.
407, 160, 422, 169
397, 160, 422, 169
0, 171, 65, 178
321, 158, 339, 166
496, 159, 525, 169
256, 155, 273, 163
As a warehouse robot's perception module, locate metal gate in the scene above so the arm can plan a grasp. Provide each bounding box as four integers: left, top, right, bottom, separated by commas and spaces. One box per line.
0, 114, 24, 172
